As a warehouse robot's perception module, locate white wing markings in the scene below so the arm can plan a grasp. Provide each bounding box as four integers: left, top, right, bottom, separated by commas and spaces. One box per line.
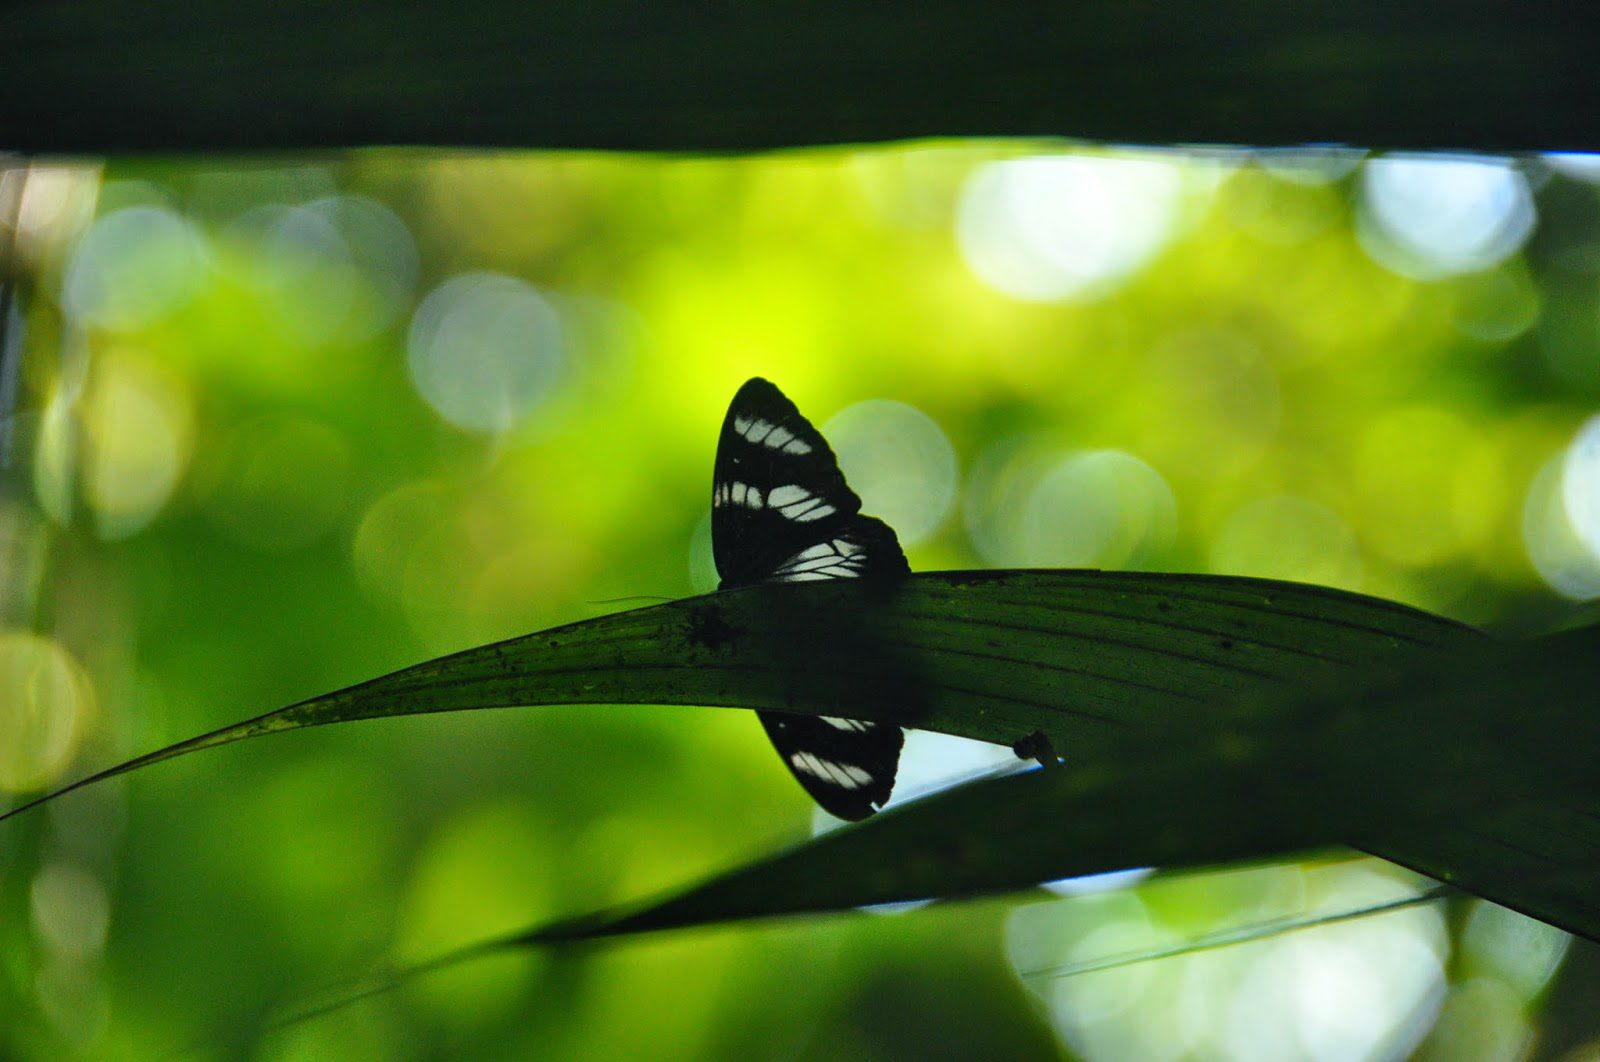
715, 481, 765, 509
789, 751, 874, 790
773, 537, 867, 581
767, 484, 837, 523
820, 716, 872, 732
766, 484, 805, 507
734, 415, 814, 455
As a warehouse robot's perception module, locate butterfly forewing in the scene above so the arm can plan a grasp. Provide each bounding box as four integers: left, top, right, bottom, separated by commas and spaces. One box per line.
712, 378, 908, 820
713, 379, 860, 585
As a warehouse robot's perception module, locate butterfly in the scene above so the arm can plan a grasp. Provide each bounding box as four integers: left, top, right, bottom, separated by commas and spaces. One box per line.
713, 377, 908, 820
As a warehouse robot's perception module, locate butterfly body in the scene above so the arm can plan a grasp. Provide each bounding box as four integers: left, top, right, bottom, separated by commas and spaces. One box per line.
712, 378, 908, 820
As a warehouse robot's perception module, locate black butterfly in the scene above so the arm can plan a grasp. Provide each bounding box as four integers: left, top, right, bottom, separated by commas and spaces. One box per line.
713, 377, 908, 820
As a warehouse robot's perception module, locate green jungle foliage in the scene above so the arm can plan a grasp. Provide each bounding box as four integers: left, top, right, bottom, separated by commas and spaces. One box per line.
3, 145, 1600, 1058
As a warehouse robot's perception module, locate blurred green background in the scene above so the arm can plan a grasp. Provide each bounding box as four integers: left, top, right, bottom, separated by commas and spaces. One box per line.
3, 144, 1600, 1058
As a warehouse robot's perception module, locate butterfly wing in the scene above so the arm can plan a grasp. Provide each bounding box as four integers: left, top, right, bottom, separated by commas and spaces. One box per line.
712, 378, 908, 820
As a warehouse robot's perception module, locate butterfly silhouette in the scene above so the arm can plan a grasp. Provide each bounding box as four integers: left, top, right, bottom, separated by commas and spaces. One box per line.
712, 378, 908, 820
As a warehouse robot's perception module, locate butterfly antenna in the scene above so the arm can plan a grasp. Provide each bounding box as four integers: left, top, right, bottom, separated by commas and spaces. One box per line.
1020, 884, 1453, 984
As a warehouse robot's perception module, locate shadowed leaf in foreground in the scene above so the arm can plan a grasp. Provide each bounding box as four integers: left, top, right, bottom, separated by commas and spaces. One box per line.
0, 570, 1478, 826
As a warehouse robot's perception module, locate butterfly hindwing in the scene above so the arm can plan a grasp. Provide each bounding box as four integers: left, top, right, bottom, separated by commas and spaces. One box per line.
757, 708, 904, 822
712, 378, 908, 820
764, 512, 905, 583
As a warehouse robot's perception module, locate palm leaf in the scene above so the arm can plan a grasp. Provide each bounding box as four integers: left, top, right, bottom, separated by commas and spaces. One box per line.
0, 570, 1478, 826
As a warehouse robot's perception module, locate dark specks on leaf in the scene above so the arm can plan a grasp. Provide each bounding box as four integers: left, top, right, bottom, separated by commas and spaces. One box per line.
942, 571, 1012, 588
687, 604, 740, 652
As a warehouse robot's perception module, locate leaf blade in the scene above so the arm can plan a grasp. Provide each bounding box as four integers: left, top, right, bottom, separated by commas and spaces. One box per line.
0, 570, 1479, 825
487, 625, 1600, 948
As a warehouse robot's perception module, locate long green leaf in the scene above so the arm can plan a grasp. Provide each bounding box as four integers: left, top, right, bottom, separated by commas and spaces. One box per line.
0, 570, 1479, 826
393, 623, 1600, 966
261, 623, 1600, 1038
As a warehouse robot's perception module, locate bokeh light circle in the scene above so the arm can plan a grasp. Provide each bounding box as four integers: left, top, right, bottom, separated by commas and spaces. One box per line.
307, 195, 420, 318
1543, 152, 1600, 184
967, 443, 1177, 569
407, 272, 566, 433
352, 479, 459, 602
35, 353, 196, 540
1020, 450, 1177, 568
0, 632, 95, 793
1449, 267, 1540, 343
239, 195, 419, 349
822, 399, 958, 546
30, 862, 111, 960
1523, 452, 1600, 601
1560, 414, 1600, 562
1357, 156, 1535, 280
957, 154, 1187, 301
1009, 865, 1446, 1061
1256, 146, 1366, 186
688, 511, 718, 594
61, 205, 210, 331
